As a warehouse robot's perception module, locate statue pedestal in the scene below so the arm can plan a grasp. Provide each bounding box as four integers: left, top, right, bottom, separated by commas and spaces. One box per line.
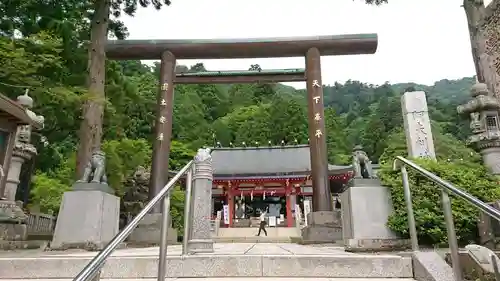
0, 200, 27, 241
480, 147, 500, 175
301, 210, 342, 244
340, 178, 409, 252
73, 181, 115, 194
128, 213, 178, 246
51, 186, 120, 250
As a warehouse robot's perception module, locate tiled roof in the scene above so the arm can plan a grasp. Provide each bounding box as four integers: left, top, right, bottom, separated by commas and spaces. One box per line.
211, 145, 351, 176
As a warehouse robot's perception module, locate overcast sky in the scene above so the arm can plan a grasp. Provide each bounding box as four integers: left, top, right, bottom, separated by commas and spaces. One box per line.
121, 0, 483, 88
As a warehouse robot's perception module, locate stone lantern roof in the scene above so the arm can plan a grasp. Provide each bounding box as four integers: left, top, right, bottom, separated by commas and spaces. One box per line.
16, 92, 33, 109
457, 82, 500, 115
0, 93, 42, 129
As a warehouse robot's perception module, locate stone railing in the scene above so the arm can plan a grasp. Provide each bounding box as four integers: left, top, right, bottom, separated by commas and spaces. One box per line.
295, 215, 305, 231
26, 212, 55, 236
294, 205, 305, 230
210, 218, 220, 237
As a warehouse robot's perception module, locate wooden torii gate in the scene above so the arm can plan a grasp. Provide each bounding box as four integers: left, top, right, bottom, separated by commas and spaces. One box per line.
105, 34, 378, 214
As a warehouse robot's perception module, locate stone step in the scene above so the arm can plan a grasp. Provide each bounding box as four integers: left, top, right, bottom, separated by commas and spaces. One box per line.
212, 237, 293, 243
3, 277, 415, 281
217, 227, 301, 238
0, 254, 412, 279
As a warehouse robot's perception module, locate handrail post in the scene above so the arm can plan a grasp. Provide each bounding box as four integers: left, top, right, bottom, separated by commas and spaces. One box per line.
441, 190, 463, 281
491, 254, 500, 281
182, 165, 194, 255
157, 193, 172, 281
401, 165, 419, 251
72, 161, 193, 281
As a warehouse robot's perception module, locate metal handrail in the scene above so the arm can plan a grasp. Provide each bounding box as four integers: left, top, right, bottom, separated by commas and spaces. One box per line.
393, 156, 500, 281
73, 160, 194, 281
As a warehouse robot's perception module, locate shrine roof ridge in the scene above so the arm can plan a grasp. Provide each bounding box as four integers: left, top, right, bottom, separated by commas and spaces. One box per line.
213, 169, 351, 179
210, 145, 352, 176
176, 68, 305, 77
211, 144, 310, 151
106, 33, 378, 60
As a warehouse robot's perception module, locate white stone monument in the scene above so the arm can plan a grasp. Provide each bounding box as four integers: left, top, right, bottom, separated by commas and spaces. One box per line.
401, 91, 436, 159
341, 91, 437, 251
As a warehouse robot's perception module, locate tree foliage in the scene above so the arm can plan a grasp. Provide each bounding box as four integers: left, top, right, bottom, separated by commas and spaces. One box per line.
362, 0, 388, 4
378, 130, 499, 245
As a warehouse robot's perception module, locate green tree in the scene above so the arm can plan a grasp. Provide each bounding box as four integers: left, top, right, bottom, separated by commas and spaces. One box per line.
266, 96, 308, 143
362, 0, 387, 4
30, 173, 71, 214
102, 138, 152, 196
378, 129, 498, 245
248, 64, 262, 71
172, 86, 211, 147
325, 108, 350, 164
76, 0, 172, 178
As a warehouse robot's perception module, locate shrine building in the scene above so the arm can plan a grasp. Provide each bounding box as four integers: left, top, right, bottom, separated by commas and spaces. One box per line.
210, 144, 353, 228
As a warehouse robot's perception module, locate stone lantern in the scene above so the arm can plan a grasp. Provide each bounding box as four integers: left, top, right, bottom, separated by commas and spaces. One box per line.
457, 82, 500, 174
2, 92, 44, 216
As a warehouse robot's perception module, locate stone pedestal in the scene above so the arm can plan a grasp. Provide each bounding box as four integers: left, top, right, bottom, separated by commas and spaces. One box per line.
128, 213, 178, 245
187, 154, 214, 254
72, 181, 115, 194
340, 178, 408, 252
480, 147, 500, 175
0, 222, 27, 240
301, 210, 342, 244
0, 201, 27, 242
51, 187, 120, 250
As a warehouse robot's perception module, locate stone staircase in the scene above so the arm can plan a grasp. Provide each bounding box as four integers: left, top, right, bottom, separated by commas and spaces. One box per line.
0, 243, 422, 280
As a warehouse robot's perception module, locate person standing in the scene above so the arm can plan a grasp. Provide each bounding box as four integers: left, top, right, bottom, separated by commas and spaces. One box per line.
256, 208, 268, 236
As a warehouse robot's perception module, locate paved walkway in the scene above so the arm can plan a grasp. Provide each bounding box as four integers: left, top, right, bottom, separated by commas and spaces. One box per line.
1, 243, 415, 280
2, 277, 415, 281
1, 243, 355, 259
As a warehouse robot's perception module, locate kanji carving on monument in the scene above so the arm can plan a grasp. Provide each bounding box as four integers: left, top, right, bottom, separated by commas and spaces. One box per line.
312, 80, 321, 88
401, 91, 436, 159
414, 113, 432, 158
160, 99, 167, 106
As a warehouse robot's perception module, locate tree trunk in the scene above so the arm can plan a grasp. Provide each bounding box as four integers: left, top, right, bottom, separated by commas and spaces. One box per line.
463, 0, 486, 82
76, 0, 110, 178
463, 0, 500, 100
